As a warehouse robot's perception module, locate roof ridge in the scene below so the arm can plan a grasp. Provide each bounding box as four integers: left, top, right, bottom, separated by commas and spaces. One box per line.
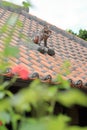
21, 11, 87, 48
0, 1, 29, 13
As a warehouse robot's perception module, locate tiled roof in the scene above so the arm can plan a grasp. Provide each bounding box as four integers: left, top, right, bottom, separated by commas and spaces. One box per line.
0, 5, 87, 88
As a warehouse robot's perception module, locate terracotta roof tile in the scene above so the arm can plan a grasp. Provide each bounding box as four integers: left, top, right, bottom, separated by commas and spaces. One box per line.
0, 6, 87, 88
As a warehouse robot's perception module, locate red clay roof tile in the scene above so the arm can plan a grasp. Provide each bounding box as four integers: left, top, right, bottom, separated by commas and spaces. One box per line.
0, 6, 87, 88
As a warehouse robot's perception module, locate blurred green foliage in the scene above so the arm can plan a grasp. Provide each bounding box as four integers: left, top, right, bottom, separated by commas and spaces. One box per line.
0, 1, 87, 130
66, 29, 87, 41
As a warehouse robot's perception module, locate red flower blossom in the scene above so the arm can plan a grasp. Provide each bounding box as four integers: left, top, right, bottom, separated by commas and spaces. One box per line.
0, 121, 3, 126
12, 65, 29, 80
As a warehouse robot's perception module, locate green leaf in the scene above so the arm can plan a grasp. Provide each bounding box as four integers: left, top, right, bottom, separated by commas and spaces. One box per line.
10, 110, 21, 130
22, 1, 31, 7
47, 115, 71, 130
19, 118, 46, 130
0, 99, 11, 111
44, 87, 57, 101
0, 126, 8, 130
0, 92, 5, 99
56, 75, 70, 89
4, 90, 13, 98
0, 81, 10, 90
57, 89, 87, 107
29, 79, 41, 89
0, 62, 10, 73
0, 111, 11, 124
11, 88, 36, 112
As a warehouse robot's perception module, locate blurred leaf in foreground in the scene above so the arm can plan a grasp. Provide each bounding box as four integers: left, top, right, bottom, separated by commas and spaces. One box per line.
19, 118, 46, 130
0, 126, 8, 130
0, 111, 11, 124
57, 89, 87, 107
56, 75, 70, 89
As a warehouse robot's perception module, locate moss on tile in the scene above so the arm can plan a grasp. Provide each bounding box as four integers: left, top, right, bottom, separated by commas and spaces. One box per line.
0, 1, 29, 12
0, 1, 22, 8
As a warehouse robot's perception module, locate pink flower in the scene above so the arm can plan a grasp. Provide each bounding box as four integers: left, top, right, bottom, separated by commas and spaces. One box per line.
12, 65, 29, 80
